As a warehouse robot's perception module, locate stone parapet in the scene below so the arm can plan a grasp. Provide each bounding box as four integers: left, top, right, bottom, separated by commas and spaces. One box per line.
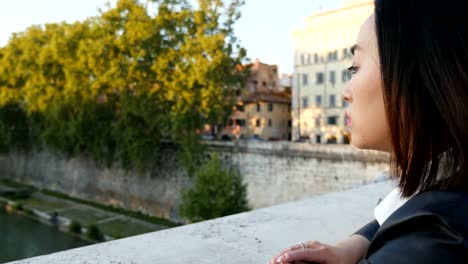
10, 180, 394, 264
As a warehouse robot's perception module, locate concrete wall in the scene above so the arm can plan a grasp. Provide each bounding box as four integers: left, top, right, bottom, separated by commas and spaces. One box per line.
0, 142, 389, 221
11, 181, 394, 264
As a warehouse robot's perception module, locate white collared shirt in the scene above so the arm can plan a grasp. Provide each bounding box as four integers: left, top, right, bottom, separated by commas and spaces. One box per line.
374, 187, 409, 225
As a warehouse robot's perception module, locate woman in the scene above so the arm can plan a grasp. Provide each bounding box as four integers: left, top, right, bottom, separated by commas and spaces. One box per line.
269, 0, 468, 263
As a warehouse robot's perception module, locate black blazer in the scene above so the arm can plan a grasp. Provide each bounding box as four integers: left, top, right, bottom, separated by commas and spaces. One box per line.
355, 190, 468, 263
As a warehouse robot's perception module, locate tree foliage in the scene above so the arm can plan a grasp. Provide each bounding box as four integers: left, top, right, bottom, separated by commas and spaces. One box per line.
180, 153, 250, 222
0, 0, 248, 170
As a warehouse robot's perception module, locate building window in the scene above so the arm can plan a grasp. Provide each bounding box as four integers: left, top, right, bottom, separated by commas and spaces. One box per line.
288, 120, 292, 128
342, 69, 352, 82
315, 117, 321, 127
303, 74, 309, 86
333, 50, 338, 61
327, 136, 337, 144
302, 96, 309, 108
316, 72, 324, 84
257, 103, 261, 112
236, 119, 246, 127
268, 119, 272, 127
342, 48, 348, 60
327, 116, 338, 125
307, 54, 311, 65
342, 98, 348, 108
314, 53, 319, 64
316, 135, 322, 144
327, 52, 332, 62
346, 47, 353, 59
237, 104, 245, 112
315, 95, 322, 107
329, 95, 336, 107
256, 119, 261, 127
301, 54, 305, 65
341, 70, 348, 82
329, 71, 336, 85
268, 103, 273, 112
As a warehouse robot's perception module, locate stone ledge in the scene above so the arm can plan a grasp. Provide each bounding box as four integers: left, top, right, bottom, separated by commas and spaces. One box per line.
206, 141, 390, 162
10, 180, 394, 264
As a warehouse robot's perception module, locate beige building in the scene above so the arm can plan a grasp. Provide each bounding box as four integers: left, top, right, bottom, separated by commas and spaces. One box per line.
246, 58, 280, 93
292, 0, 373, 143
221, 59, 292, 141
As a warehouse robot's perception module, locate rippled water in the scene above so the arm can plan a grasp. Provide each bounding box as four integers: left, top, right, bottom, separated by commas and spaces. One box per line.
0, 209, 88, 263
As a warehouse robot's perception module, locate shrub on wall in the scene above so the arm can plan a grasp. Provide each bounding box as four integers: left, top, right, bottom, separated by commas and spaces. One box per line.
180, 154, 250, 222
69, 220, 82, 234
86, 224, 104, 241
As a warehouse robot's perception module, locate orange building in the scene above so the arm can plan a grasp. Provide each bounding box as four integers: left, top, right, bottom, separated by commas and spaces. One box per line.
220, 59, 292, 141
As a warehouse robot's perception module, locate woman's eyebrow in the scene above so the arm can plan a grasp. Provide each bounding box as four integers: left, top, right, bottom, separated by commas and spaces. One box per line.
350, 44, 361, 55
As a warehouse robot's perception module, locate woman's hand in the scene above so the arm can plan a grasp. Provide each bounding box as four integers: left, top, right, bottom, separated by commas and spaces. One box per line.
268, 235, 370, 264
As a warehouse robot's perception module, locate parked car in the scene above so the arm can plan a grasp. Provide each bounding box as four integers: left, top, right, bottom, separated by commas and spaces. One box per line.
293, 138, 308, 143
220, 135, 233, 141
200, 134, 215, 141
247, 135, 264, 142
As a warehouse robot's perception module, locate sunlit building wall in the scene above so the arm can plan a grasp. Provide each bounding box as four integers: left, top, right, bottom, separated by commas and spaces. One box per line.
220, 59, 292, 141
292, 0, 373, 143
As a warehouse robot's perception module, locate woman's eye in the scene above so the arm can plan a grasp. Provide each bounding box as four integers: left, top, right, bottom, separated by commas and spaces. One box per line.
347, 66, 358, 75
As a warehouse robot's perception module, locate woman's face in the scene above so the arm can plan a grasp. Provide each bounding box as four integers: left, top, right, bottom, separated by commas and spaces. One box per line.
342, 14, 392, 152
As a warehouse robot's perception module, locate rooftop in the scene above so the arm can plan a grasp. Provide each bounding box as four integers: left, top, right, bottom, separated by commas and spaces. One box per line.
240, 91, 291, 104
307, 0, 373, 19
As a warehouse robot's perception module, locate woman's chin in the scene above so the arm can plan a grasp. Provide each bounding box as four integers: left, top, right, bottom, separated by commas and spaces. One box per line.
350, 134, 375, 150
351, 139, 391, 153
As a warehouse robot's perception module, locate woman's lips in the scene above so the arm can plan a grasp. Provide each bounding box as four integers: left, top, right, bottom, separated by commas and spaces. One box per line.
345, 112, 352, 127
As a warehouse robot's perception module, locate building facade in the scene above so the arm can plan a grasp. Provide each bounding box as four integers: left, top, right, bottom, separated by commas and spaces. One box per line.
220, 59, 292, 141
292, 0, 373, 143
232, 92, 291, 140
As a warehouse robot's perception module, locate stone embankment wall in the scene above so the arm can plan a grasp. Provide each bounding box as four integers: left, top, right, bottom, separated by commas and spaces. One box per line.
0, 142, 389, 221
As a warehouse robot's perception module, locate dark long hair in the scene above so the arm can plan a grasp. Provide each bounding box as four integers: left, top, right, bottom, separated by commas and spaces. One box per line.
374, 0, 468, 197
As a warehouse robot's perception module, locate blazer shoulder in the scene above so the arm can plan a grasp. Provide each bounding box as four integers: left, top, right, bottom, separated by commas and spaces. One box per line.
362, 213, 468, 263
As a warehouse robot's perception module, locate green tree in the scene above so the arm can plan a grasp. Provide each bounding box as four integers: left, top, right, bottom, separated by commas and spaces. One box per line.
0, 103, 30, 152
0, 0, 249, 171
180, 154, 250, 222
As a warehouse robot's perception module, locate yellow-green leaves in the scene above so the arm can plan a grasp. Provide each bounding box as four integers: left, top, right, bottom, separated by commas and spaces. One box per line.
0, 0, 248, 170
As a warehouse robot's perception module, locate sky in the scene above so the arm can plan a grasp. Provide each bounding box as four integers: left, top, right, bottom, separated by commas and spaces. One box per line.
0, 0, 343, 74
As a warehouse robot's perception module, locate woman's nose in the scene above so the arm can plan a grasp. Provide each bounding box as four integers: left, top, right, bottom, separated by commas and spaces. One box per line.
342, 84, 352, 104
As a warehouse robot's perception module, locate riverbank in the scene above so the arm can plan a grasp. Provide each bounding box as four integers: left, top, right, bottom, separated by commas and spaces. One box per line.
0, 144, 389, 220
0, 178, 180, 244
0, 207, 88, 263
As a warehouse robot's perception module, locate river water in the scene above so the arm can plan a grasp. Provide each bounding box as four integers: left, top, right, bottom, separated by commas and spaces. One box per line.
0, 209, 88, 263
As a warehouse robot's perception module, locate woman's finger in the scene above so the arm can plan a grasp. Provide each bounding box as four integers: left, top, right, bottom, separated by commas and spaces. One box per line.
268, 243, 304, 264
277, 246, 328, 264
269, 241, 324, 264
